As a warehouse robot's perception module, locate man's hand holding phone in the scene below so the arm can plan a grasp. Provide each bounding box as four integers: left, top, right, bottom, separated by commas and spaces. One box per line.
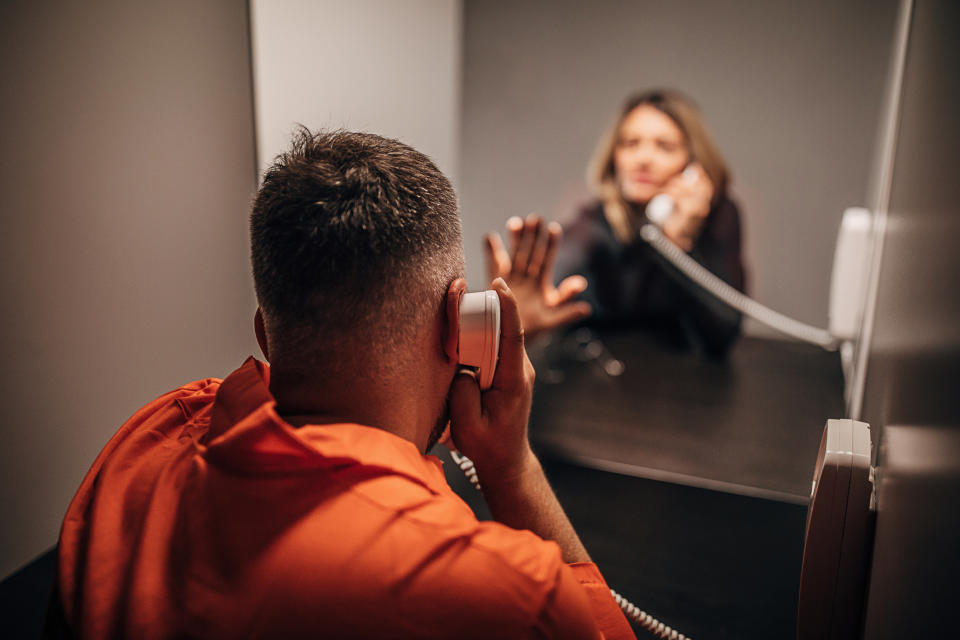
448, 278, 591, 564
449, 277, 537, 487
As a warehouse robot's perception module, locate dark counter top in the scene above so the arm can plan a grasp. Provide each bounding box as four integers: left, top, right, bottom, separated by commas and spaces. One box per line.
529, 331, 845, 503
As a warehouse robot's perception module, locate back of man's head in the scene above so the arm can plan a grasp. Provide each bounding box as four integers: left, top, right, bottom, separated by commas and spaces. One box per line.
251, 128, 464, 371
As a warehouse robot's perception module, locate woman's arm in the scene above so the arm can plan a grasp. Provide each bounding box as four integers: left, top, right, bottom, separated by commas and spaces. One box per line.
668, 196, 746, 357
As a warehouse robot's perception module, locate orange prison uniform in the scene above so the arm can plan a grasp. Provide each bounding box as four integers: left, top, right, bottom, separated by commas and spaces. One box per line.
58, 357, 635, 639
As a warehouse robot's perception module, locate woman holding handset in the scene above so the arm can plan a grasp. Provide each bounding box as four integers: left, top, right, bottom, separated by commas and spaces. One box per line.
487, 89, 746, 358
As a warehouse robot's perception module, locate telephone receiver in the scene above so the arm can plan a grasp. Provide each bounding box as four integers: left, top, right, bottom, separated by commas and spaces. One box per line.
458, 290, 501, 389
645, 164, 699, 225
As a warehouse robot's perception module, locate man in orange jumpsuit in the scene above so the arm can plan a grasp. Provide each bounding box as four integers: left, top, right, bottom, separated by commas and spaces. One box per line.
55, 130, 635, 639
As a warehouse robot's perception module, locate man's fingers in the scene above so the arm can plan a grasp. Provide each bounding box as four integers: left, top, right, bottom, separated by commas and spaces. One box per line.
484, 233, 510, 282
448, 369, 482, 437
437, 423, 454, 450
489, 277, 526, 390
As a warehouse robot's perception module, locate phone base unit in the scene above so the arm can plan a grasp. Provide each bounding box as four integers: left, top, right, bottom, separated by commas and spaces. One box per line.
798, 419, 875, 639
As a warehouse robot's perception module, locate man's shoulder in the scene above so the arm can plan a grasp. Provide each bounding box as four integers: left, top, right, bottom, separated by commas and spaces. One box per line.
164, 376, 223, 402
93, 376, 223, 465
265, 502, 573, 635
275, 472, 568, 592
137, 374, 221, 431
163, 377, 222, 416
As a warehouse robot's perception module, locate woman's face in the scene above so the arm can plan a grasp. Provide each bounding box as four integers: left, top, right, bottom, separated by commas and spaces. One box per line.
613, 105, 690, 204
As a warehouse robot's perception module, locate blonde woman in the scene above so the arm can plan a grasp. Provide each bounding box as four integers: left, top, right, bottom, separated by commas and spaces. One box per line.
487, 89, 746, 358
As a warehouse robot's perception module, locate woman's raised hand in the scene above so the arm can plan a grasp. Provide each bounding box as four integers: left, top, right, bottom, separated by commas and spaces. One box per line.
484, 214, 592, 340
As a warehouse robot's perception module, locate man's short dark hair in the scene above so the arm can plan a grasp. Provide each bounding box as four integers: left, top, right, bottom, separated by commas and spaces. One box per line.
251, 128, 464, 364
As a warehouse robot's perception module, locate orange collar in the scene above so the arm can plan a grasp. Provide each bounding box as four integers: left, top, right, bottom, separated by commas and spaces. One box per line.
203, 357, 448, 494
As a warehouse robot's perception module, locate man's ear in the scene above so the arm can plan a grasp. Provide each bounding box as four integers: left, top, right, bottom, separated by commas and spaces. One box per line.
443, 279, 467, 364
254, 307, 269, 361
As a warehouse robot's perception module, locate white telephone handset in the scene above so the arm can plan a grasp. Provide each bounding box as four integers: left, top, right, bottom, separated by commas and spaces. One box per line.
458, 290, 501, 389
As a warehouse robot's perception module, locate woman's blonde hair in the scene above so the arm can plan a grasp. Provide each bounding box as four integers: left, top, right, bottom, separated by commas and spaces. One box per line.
587, 89, 730, 243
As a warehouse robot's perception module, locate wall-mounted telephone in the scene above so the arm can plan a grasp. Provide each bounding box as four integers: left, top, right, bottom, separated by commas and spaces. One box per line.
798, 419, 874, 639
455, 289, 689, 639
458, 290, 501, 390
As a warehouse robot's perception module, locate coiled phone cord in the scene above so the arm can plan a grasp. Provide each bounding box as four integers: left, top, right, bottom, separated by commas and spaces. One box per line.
610, 589, 689, 640
639, 224, 838, 350
450, 451, 691, 639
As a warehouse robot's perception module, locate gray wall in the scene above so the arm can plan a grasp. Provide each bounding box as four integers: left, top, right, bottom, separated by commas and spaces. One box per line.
0, 0, 258, 577
249, 0, 462, 184
858, 1, 960, 636
460, 0, 899, 334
